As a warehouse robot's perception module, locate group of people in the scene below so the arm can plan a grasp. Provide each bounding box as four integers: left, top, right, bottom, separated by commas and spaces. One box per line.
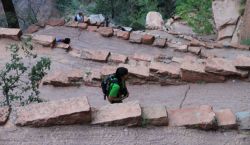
57, 13, 129, 104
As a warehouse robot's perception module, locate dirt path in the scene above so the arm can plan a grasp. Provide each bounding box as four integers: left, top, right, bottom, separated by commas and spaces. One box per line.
0, 26, 250, 145
1, 125, 250, 145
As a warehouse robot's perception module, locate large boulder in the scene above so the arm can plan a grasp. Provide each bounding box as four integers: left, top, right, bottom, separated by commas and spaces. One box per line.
0, 107, 10, 125
91, 101, 141, 126
168, 105, 217, 129
32, 34, 55, 47
141, 105, 168, 126
212, 0, 240, 30
0, 28, 22, 40
181, 59, 225, 83
81, 49, 110, 62
15, 97, 91, 127
205, 58, 248, 77
46, 18, 65, 26
89, 14, 105, 25
98, 27, 113, 37
145, 11, 164, 30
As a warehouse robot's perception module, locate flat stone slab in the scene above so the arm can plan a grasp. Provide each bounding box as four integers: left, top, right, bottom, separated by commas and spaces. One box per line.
142, 34, 155, 44
131, 53, 152, 62
109, 53, 128, 63
174, 45, 188, 52
153, 38, 166, 48
234, 55, 250, 69
87, 26, 98, 32
65, 21, 78, 28
168, 105, 216, 129
236, 111, 250, 130
117, 30, 130, 40
150, 62, 180, 78
15, 97, 91, 127
205, 58, 248, 77
55, 43, 70, 50
91, 101, 141, 126
0, 28, 22, 40
46, 18, 65, 26
215, 109, 237, 129
142, 105, 168, 126
188, 46, 201, 55
81, 49, 110, 62
98, 27, 113, 37
119, 64, 150, 78
181, 60, 225, 83
32, 34, 56, 47
43, 70, 83, 87
129, 32, 142, 43
0, 107, 10, 125
78, 23, 88, 29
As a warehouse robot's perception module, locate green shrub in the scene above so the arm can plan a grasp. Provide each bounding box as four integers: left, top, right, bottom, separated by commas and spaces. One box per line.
0, 37, 51, 107
176, 0, 214, 35
240, 0, 247, 16
241, 38, 250, 46
91, 0, 175, 30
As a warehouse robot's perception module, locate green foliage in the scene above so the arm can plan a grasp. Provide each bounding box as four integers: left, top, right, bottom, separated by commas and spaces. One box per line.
91, 0, 175, 30
241, 38, 250, 46
176, 0, 214, 35
240, 0, 247, 16
0, 37, 51, 107
56, 0, 85, 21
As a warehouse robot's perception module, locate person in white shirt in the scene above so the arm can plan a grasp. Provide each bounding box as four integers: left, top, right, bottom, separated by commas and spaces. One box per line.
74, 12, 84, 23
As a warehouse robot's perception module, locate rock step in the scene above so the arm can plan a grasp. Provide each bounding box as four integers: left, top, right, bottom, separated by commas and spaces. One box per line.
1, 97, 245, 132
0, 28, 22, 40
15, 96, 91, 127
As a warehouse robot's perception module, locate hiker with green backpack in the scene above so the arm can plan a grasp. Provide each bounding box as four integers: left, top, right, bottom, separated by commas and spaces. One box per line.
101, 67, 129, 104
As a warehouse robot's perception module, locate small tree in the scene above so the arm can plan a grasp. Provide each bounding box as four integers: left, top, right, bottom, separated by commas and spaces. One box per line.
1, 0, 19, 28
0, 37, 51, 107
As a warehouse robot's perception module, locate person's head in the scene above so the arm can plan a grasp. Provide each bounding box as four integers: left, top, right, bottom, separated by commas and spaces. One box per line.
115, 67, 128, 81
63, 38, 71, 44
78, 12, 83, 16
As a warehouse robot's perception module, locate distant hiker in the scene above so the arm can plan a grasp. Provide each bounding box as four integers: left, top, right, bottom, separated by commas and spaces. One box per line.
104, 17, 110, 27
101, 67, 129, 104
56, 38, 71, 44
74, 12, 84, 23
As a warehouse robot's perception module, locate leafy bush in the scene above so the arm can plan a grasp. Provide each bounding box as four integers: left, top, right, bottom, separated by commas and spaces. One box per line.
176, 0, 214, 35
91, 0, 175, 30
0, 37, 51, 107
241, 38, 250, 46
240, 0, 247, 16
56, 0, 85, 21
